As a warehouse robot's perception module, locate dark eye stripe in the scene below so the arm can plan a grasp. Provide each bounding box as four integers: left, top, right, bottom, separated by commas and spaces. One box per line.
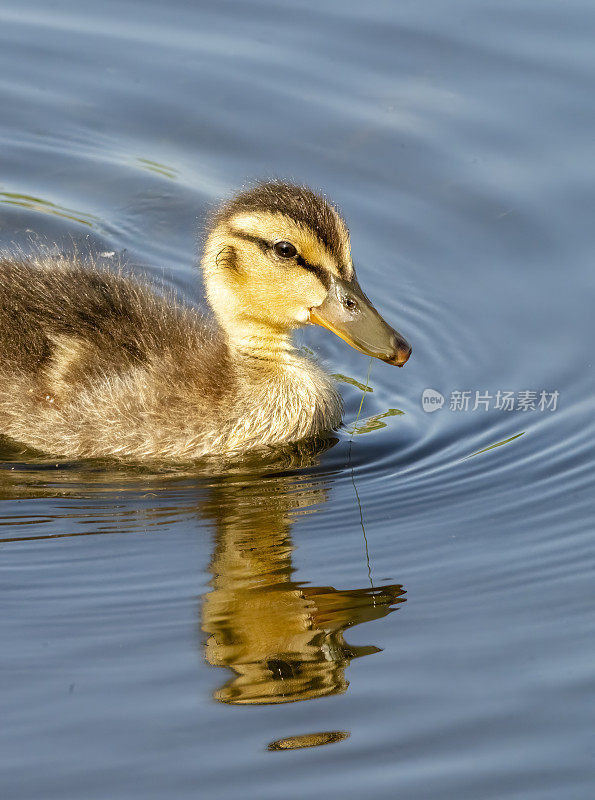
229, 228, 331, 289
295, 255, 331, 289
228, 228, 270, 254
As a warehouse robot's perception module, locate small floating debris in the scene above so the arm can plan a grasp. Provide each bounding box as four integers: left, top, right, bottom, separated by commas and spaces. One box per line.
347, 408, 404, 435
136, 157, 178, 180
332, 373, 374, 392
0, 189, 99, 228
464, 431, 525, 460
267, 731, 350, 751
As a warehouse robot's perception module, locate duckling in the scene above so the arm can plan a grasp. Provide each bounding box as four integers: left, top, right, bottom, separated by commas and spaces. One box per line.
0, 182, 411, 460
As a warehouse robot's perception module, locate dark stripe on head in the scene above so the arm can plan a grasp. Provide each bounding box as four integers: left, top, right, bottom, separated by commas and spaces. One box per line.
295, 255, 331, 289
216, 181, 348, 269
227, 229, 270, 255
229, 227, 331, 289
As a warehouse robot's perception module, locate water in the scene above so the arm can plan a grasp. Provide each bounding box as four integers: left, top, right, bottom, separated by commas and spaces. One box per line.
1, 1, 594, 798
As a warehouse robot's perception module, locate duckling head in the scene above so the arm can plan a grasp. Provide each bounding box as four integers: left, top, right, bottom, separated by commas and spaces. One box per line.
202, 182, 411, 366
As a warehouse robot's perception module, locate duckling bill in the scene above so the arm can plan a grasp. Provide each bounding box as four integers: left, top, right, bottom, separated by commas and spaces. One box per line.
0, 181, 411, 460
309, 273, 411, 366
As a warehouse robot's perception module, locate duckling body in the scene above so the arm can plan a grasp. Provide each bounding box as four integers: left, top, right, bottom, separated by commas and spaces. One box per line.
0, 183, 410, 460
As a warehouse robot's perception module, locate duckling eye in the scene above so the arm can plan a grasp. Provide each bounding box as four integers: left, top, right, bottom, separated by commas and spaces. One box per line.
273, 240, 297, 259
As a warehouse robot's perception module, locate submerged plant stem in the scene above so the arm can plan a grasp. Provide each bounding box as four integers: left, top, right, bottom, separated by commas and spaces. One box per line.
351, 358, 374, 439
348, 358, 374, 589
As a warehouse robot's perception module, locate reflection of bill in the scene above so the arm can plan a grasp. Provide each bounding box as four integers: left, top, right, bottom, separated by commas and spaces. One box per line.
200, 461, 406, 706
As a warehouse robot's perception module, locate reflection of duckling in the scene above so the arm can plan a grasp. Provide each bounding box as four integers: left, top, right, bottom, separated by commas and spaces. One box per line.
201, 471, 406, 705
0, 182, 411, 459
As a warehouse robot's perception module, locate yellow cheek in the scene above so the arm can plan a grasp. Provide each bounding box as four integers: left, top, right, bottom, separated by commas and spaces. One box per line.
282, 269, 326, 305
241, 269, 326, 322
295, 308, 310, 323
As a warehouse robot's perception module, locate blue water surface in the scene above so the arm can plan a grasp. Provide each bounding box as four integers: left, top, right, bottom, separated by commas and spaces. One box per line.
1, 1, 594, 798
